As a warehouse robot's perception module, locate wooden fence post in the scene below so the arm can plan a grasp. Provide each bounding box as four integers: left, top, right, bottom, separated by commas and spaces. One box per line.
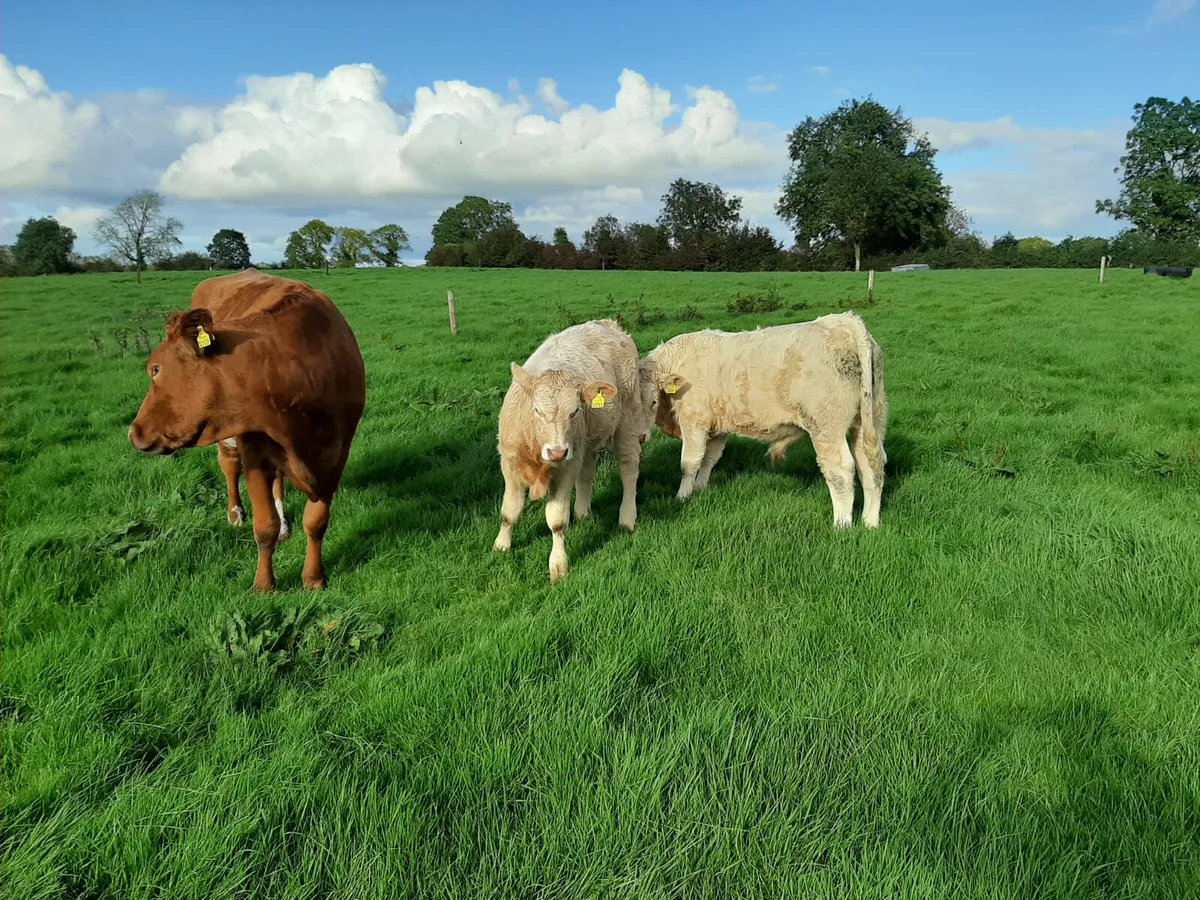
448, 290, 458, 336
867, 269, 875, 303
1099, 256, 1107, 284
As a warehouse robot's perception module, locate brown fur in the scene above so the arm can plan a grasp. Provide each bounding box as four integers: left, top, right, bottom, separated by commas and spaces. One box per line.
128, 270, 366, 591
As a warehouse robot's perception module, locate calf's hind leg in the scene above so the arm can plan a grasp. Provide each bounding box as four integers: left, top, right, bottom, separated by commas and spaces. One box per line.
851, 425, 885, 529
693, 434, 728, 493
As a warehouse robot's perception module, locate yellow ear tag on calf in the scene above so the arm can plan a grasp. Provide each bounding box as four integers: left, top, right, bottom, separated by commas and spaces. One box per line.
196, 326, 212, 350
591, 393, 606, 409
665, 383, 678, 394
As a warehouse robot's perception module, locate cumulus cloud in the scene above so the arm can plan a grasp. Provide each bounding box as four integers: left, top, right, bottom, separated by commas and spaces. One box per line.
916, 115, 1125, 235
158, 65, 780, 203
0, 56, 100, 190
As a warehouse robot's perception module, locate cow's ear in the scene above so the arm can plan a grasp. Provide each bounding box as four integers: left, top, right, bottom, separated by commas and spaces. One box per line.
580, 380, 617, 409
659, 374, 688, 397
169, 308, 216, 354
510, 362, 534, 393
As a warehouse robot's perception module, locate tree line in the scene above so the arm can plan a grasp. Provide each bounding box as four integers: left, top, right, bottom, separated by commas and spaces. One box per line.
2, 94, 1195, 278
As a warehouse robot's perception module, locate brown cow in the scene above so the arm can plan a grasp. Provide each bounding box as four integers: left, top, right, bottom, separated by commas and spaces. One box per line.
128, 270, 366, 591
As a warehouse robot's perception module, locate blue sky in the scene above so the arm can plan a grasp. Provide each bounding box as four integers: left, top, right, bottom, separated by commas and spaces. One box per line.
2, 0, 1197, 260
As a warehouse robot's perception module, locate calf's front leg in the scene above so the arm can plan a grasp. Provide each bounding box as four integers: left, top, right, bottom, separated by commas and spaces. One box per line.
494, 456, 526, 552
546, 462, 580, 584
676, 426, 711, 502
615, 430, 642, 531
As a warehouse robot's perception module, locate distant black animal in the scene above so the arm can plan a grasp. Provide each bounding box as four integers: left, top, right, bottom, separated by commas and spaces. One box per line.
1143, 265, 1193, 278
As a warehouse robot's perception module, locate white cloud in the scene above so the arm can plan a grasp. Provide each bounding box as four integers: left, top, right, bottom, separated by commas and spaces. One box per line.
808, 65, 831, 76
916, 115, 1126, 235
157, 65, 780, 204
1149, 0, 1195, 24
0, 56, 100, 190
50, 204, 107, 235
747, 75, 778, 93
536, 77, 570, 114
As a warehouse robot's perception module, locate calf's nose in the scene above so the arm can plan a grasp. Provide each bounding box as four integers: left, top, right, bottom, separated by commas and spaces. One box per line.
128, 421, 156, 453
544, 445, 569, 462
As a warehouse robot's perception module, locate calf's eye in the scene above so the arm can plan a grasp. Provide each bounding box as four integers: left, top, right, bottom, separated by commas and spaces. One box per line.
151, 365, 161, 378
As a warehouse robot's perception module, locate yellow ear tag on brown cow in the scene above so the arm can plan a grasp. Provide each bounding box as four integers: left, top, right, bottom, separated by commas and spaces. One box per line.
665, 383, 678, 394
591, 392, 606, 409
196, 326, 212, 351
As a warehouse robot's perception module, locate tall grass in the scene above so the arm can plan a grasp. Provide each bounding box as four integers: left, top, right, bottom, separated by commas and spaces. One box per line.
2, 267, 1199, 898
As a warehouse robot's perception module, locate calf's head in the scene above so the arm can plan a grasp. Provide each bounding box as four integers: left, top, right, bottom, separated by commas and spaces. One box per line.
637, 359, 688, 441
128, 308, 221, 455
509, 362, 616, 463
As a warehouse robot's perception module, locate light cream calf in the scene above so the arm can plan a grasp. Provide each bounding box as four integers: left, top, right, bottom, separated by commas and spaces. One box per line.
640, 311, 888, 528
493, 319, 653, 582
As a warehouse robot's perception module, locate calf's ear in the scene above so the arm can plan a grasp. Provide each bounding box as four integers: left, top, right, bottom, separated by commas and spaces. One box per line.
166, 308, 217, 355
580, 380, 618, 408
510, 362, 535, 393
659, 374, 688, 397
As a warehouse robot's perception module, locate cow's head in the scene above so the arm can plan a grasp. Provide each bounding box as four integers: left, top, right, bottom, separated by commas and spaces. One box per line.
509, 362, 616, 463
128, 308, 222, 455
637, 358, 688, 441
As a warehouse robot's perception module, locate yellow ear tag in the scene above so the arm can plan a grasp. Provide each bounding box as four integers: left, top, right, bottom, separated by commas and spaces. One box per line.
196, 326, 212, 350
591, 392, 606, 409
665, 383, 678, 394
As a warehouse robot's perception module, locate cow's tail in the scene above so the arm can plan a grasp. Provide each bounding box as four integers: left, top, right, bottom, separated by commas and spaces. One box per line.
850, 314, 886, 476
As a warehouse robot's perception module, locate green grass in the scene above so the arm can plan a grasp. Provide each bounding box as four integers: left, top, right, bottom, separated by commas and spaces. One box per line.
3, 266, 1199, 899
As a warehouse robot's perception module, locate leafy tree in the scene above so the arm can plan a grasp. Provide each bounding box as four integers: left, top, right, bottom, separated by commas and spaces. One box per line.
658, 179, 743, 245
14, 217, 77, 275
285, 219, 334, 271
369, 224, 411, 267
0, 245, 16, 277
553, 227, 573, 250
93, 190, 182, 282
330, 227, 372, 268
719, 224, 784, 272
477, 223, 528, 268
1018, 237, 1053, 253
945, 203, 975, 240
777, 97, 952, 271
1097, 96, 1200, 243
207, 229, 251, 269
582, 214, 631, 269
992, 232, 1019, 252
156, 251, 213, 271
431, 196, 516, 247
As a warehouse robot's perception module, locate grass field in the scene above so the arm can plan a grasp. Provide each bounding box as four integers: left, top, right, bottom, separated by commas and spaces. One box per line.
3, 266, 1200, 899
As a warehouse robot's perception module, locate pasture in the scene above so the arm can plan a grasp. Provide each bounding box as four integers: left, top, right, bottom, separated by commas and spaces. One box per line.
3, 266, 1199, 898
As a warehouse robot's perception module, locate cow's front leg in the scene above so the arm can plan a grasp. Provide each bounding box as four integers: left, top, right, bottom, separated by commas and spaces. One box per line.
241, 445, 281, 592
301, 496, 331, 590
693, 434, 728, 493
615, 429, 642, 532
573, 449, 599, 521
217, 439, 244, 526
546, 462, 580, 583
494, 455, 526, 552
676, 426, 710, 501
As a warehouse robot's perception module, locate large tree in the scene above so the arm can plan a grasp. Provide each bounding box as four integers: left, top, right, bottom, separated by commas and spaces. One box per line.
431, 196, 516, 247
777, 98, 951, 271
331, 227, 372, 268
14, 217, 76, 275
658, 179, 743, 244
93, 190, 183, 282
1097, 96, 1200, 244
207, 229, 251, 269
284, 219, 334, 272
369, 224, 411, 267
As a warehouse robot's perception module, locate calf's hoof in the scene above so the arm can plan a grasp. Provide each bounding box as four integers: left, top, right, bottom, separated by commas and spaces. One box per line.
493, 534, 511, 553
549, 557, 570, 584
303, 576, 327, 591
228, 506, 244, 526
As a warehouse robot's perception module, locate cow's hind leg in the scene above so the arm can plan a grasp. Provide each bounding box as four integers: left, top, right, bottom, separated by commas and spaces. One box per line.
851, 424, 885, 529
218, 439, 244, 526
494, 456, 526, 552
812, 431, 857, 530
573, 449, 600, 521
273, 470, 291, 542
676, 426, 711, 501
693, 434, 728, 494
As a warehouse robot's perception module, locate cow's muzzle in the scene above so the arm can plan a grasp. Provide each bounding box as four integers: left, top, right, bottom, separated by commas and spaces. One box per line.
128, 422, 174, 455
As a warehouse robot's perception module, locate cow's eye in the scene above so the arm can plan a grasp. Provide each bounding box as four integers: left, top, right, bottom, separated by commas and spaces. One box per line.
151, 365, 161, 378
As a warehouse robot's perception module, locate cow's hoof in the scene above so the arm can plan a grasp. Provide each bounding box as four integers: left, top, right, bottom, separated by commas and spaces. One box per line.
619, 516, 636, 533
549, 560, 569, 584
228, 506, 244, 526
